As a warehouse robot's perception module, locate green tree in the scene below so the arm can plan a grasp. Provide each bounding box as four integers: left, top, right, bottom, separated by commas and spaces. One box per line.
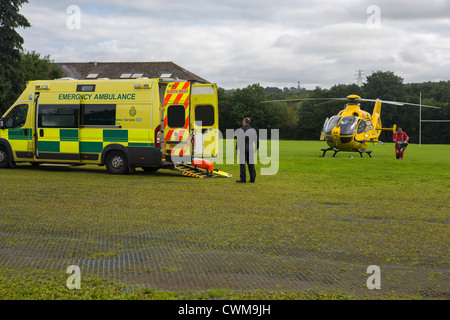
219, 73, 449, 143
0, 0, 30, 113
218, 87, 235, 132
229, 84, 269, 130
404, 81, 450, 144
20, 50, 62, 85
363, 71, 405, 101
363, 71, 406, 141
295, 100, 325, 140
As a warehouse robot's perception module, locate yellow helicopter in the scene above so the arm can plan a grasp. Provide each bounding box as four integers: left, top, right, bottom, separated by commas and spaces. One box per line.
263, 94, 439, 157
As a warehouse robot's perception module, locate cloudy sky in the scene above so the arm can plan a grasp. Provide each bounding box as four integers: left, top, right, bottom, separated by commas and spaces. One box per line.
17, 0, 450, 89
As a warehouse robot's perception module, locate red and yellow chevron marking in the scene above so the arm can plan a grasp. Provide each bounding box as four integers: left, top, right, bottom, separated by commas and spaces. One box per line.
164, 82, 190, 107
181, 171, 205, 178
163, 82, 191, 158
176, 163, 212, 178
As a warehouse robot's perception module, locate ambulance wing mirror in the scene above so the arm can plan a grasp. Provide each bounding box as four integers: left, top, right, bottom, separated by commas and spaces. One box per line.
0, 117, 5, 130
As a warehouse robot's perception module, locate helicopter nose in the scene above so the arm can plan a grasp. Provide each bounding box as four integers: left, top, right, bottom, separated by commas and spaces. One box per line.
332, 127, 340, 146
332, 127, 339, 138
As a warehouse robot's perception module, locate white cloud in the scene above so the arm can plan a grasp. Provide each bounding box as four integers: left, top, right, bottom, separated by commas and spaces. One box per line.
17, 0, 450, 89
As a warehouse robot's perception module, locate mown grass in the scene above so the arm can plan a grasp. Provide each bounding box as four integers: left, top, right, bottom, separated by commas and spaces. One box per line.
0, 267, 357, 300
0, 140, 448, 300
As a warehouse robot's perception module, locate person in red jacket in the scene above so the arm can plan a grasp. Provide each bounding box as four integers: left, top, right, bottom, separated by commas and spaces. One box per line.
393, 127, 409, 159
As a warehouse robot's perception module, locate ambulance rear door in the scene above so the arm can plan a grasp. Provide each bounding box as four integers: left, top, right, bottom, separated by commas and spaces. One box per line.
162, 82, 191, 163
191, 83, 219, 159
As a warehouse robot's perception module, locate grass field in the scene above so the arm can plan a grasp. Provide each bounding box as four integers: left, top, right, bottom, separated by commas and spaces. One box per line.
0, 140, 448, 300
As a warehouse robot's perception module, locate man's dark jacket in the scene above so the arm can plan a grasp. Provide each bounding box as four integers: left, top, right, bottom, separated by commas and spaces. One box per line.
236, 125, 259, 153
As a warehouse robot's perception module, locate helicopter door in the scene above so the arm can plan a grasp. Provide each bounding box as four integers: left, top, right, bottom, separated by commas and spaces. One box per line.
357, 119, 376, 141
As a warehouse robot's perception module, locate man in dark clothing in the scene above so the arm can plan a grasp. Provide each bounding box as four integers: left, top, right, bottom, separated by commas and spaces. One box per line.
235, 117, 259, 183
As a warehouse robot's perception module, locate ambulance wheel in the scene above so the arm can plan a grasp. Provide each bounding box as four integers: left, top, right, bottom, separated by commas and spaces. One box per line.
106, 151, 129, 174
0, 146, 10, 168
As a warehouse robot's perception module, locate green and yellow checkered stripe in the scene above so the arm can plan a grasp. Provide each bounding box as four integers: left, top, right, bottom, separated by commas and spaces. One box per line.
6, 128, 34, 159
38, 128, 154, 155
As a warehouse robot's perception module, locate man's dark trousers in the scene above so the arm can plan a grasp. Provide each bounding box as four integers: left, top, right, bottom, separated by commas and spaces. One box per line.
240, 152, 256, 182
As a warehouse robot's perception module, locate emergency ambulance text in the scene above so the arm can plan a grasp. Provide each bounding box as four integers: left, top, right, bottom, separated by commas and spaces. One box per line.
58, 93, 136, 101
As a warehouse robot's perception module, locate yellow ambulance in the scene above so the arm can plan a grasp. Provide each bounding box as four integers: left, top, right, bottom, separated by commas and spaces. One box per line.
0, 78, 229, 177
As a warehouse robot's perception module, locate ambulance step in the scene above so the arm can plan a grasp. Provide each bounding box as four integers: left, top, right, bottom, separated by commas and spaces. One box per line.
211, 169, 233, 178
173, 163, 231, 179
38, 163, 75, 167
174, 164, 214, 178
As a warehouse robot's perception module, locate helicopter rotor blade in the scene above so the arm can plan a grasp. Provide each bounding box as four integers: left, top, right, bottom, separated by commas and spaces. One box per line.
357, 98, 440, 109
352, 98, 403, 106
388, 101, 440, 109
260, 98, 346, 103
313, 100, 347, 107
261, 97, 440, 109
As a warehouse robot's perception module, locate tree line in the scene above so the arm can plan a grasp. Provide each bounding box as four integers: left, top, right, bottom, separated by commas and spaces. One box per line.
219, 71, 450, 144
2, 1, 449, 144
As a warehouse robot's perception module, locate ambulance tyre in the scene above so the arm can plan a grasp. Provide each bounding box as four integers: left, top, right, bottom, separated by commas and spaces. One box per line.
106, 150, 129, 174
0, 146, 10, 168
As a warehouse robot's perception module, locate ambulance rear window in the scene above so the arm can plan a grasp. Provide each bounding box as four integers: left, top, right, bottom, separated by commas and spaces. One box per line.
195, 105, 214, 127
167, 105, 186, 128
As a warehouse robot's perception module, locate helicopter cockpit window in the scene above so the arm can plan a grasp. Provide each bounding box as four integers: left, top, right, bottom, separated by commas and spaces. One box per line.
365, 120, 374, 131
358, 119, 374, 133
357, 119, 366, 134
339, 116, 358, 135
324, 116, 341, 134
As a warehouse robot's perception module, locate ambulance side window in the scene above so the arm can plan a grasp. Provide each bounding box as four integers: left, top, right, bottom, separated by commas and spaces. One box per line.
38, 105, 79, 128
82, 104, 116, 126
167, 105, 185, 128
195, 105, 214, 127
4, 104, 28, 128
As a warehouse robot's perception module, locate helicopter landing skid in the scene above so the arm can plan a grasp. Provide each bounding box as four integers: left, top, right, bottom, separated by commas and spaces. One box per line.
357, 150, 373, 158
321, 148, 340, 157
321, 148, 373, 158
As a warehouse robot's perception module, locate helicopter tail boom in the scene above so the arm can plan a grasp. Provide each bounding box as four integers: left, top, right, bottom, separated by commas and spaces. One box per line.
375, 124, 397, 132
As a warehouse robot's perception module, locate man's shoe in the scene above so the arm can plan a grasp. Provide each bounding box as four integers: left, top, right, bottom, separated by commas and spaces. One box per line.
236, 180, 246, 183
249, 180, 255, 183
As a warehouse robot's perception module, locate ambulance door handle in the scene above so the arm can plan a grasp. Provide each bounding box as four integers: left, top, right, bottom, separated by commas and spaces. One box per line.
39, 129, 44, 137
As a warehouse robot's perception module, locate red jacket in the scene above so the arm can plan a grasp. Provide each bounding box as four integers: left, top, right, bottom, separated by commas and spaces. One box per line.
393, 132, 409, 144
